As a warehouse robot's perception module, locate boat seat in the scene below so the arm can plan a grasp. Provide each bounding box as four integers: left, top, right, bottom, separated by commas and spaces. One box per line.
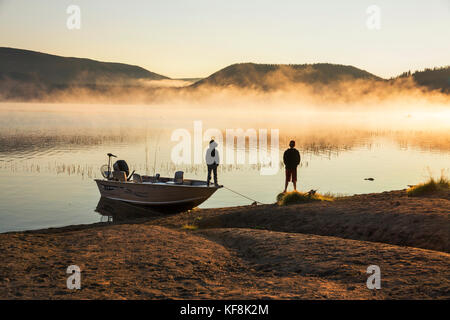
112, 170, 127, 182
174, 171, 184, 184
132, 173, 143, 183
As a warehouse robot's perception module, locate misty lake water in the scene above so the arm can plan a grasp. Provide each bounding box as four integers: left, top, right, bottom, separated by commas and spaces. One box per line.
0, 102, 449, 233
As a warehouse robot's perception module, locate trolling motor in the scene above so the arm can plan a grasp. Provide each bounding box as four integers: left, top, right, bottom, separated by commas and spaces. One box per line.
100, 153, 117, 179
100, 153, 134, 181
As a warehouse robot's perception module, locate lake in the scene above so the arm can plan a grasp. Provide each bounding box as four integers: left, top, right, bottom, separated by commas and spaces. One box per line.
0, 102, 449, 232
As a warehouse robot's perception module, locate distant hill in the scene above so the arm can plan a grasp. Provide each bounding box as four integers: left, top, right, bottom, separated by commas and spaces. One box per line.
397, 67, 450, 93
0, 47, 169, 98
1, 48, 448, 101
176, 77, 204, 83
190, 63, 382, 90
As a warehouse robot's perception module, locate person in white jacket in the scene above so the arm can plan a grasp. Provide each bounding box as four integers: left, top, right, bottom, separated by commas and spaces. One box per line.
205, 139, 220, 186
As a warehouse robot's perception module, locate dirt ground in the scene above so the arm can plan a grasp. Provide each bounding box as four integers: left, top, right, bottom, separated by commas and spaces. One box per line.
0, 190, 448, 299
156, 190, 450, 253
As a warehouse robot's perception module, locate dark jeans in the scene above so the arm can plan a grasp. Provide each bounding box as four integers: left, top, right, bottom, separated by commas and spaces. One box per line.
207, 164, 218, 185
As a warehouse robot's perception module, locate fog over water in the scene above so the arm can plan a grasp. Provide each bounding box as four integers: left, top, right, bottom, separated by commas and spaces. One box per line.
0, 91, 449, 232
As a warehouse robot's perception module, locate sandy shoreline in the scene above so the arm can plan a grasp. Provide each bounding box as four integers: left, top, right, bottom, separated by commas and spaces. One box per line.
0, 190, 449, 299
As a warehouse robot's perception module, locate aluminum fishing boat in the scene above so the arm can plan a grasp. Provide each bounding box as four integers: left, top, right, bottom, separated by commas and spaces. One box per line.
94, 153, 221, 212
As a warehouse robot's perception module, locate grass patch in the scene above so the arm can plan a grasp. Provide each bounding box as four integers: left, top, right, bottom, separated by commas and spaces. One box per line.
277, 191, 334, 206
181, 224, 198, 231
322, 192, 348, 200
407, 175, 450, 197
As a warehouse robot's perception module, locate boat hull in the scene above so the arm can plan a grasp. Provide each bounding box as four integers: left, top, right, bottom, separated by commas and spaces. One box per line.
95, 179, 220, 212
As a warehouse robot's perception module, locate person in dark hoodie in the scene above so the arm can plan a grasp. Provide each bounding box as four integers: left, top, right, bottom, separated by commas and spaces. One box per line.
283, 140, 301, 192
205, 139, 220, 187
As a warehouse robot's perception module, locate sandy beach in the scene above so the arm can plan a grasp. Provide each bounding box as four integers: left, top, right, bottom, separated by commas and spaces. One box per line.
0, 189, 448, 299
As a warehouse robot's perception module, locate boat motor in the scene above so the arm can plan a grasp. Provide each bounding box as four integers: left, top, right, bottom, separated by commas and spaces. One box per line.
101, 154, 135, 181
100, 153, 117, 179
113, 160, 130, 177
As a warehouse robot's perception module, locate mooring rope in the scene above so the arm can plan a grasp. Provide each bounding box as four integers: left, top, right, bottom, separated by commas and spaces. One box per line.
222, 186, 266, 205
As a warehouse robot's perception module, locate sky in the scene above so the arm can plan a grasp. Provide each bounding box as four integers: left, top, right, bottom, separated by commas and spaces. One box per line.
0, 0, 449, 79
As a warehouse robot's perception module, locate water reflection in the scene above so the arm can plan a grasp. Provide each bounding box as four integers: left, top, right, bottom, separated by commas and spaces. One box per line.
95, 197, 165, 223
1, 129, 449, 179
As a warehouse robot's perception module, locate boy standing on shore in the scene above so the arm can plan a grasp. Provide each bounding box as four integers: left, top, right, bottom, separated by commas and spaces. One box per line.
283, 140, 301, 192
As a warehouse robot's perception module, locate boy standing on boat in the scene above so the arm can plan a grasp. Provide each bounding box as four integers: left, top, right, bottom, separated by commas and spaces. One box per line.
283, 140, 301, 192
206, 139, 220, 187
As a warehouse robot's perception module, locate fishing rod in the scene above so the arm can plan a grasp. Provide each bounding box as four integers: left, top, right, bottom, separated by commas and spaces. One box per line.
153, 129, 162, 176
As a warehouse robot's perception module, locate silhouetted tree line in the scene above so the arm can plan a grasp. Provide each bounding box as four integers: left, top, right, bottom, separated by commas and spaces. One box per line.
412, 66, 450, 92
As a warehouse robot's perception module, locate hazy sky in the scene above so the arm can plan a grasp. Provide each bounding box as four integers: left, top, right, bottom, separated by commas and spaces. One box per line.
0, 0, 449, 78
